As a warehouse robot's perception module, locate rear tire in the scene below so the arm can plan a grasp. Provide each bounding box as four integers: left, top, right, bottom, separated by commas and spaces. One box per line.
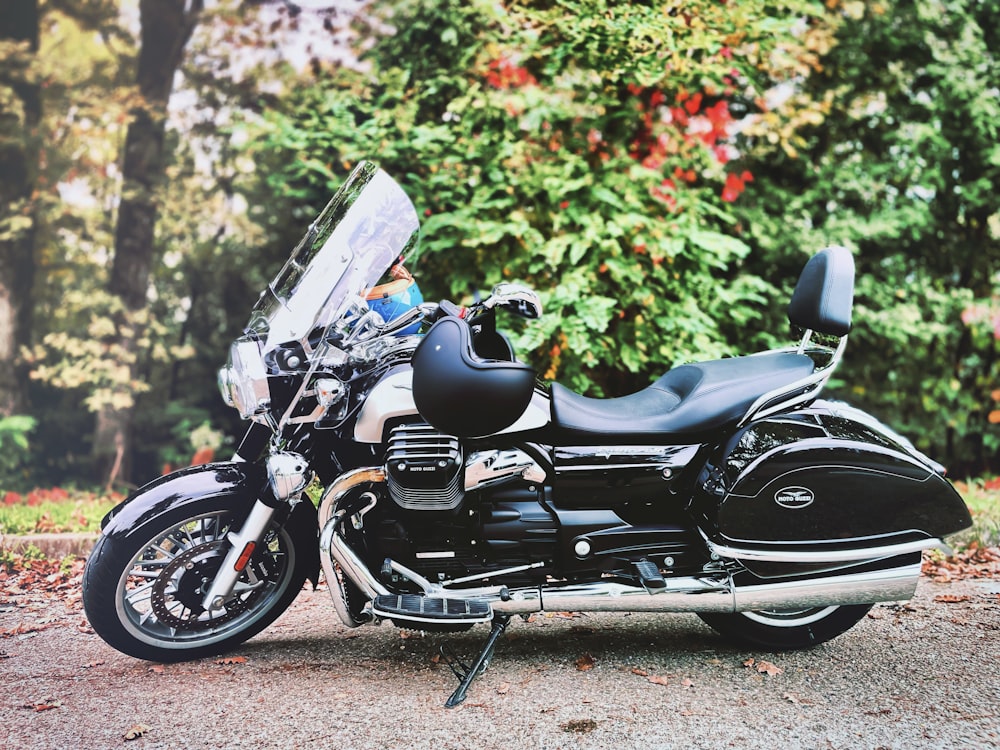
83, 503, 307, 662
697, 604, 873, 650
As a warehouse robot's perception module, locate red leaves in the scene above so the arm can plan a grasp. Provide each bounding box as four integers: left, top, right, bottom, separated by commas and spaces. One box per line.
485, 57, 537, 90
721, 171, 754, 202
575, 652, 596, 671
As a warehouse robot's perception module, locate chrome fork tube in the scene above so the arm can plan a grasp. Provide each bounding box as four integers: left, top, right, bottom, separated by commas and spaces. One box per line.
201, 500, 276, 612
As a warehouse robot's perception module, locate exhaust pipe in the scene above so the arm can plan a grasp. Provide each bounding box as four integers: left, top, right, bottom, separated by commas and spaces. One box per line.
493, 561, 921, 615
319, 467, 921, 620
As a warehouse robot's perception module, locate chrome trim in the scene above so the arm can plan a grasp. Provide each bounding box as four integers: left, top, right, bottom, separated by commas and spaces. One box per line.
738, 336, 848, 426
317, 466, 387, 529
465, 449, 546, 491
535, 576, 734, 613
265, 452, 310, 501
732, 562, 920, 611
554, 444, 700, 472
318, 467, 390, 626
707, 536, 947, 563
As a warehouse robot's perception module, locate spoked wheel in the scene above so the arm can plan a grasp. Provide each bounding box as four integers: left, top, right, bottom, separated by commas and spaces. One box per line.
83, 505, 307, 662
697, 604, 873, 650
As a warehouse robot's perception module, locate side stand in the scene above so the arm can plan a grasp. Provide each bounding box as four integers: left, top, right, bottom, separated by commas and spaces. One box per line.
442, 614, 511, 708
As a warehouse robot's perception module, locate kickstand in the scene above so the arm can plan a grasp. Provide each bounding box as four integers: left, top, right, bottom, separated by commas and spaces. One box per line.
441, 614, 511, 708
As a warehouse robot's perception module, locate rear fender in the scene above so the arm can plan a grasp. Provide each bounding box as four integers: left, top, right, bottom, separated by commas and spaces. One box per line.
694, 401, 972, 549
100, 463, 320, 584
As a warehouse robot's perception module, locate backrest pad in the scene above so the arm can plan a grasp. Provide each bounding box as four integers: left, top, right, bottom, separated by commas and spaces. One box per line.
786, 245, 855, 336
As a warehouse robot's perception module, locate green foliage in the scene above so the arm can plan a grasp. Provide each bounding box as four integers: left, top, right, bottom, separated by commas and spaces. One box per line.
248, 0, 823, 395
0, 488, 113, 535
735, 0, 1000, 473
0, 415, 37, 490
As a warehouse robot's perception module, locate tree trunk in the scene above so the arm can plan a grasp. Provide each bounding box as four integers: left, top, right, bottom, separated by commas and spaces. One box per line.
94, 0, 202, 487
0, 0, 40, 418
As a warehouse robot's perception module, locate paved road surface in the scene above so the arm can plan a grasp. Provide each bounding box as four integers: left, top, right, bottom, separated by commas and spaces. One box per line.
2, 577, 998, 749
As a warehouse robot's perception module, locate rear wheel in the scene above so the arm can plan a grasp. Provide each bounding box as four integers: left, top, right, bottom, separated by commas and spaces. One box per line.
697, 604, 873, 650
83, 504, 307, 662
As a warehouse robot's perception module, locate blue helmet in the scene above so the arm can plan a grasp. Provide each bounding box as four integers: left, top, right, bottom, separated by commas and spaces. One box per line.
366, 276, 423, 335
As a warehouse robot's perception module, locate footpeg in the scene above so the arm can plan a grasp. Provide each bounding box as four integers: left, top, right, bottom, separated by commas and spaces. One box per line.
634, 559, 666, 593
371, 594, 493, 625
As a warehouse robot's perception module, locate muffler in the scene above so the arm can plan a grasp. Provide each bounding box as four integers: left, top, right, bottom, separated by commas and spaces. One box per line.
497, 561, 921, 615
319, 467, 921, 621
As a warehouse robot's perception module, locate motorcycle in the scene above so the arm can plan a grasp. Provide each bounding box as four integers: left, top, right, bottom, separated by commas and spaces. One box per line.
82, 161, 972, 707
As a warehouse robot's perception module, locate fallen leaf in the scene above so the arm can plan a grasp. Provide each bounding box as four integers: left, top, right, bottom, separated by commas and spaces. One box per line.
630, 667, 649, 677
681, 677, 694, 689
560, 718, 598, 734
123, 724, 151, 741
647, 674, 672, 686
756, 660, 783, 676
215, 656, 247, 665
575, 653, 595, 671
81, 660, 105, 669
148, 664, 165, 674
934, 594, 971, 603
783, 692, 799, 704
496, 682, 510, 695
743, 657, 783, 676
22, 697, 61, 712
430, 653, 442, 665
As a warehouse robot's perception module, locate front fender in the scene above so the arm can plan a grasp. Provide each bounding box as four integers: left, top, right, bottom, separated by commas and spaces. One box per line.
100, 462, 320, 584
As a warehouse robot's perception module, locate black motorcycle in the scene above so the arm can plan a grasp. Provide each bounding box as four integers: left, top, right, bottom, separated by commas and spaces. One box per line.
82, 161, 971, 707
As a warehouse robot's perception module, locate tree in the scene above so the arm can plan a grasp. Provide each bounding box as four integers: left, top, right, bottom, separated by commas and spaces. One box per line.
92, 0, 204, 486
735, 0, 1000, 472
250, 0, 828, 396
0, 0, 40, 417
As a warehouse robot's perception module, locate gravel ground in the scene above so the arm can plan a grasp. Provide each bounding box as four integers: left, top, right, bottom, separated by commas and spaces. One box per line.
2, 576, 999, 750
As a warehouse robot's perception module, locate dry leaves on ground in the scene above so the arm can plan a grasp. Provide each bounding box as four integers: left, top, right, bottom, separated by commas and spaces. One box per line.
124, 724, 151, 741
743, 658, 783, 676
922, 544, 1000, 582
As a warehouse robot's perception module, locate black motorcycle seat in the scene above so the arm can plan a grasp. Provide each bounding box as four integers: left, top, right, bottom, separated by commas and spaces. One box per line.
549, 352, 815, 439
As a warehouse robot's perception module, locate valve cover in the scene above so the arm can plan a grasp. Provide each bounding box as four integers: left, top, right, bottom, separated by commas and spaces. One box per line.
385, 423, 464, 511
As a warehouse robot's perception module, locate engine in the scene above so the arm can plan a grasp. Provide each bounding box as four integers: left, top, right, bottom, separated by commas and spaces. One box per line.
377, 423, 557, 585
385, 423, 464, 511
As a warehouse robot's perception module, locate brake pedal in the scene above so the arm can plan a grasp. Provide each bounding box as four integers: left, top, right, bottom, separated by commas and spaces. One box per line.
634, 559, 666, 593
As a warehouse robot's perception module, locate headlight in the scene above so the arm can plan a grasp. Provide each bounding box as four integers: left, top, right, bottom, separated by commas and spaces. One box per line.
218, 337, 270, 419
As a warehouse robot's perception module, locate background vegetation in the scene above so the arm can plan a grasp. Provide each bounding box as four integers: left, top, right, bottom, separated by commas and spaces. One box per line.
1, 0, 997, 494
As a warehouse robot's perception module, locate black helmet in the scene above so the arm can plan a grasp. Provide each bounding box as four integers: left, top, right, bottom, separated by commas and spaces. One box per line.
411, 317, 536, 438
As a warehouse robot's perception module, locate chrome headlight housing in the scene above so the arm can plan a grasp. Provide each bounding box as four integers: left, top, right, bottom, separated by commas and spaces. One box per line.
218, 337, 270, 420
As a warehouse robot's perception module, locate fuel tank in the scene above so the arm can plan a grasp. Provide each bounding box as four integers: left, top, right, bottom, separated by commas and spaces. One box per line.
693, 401, 972, 551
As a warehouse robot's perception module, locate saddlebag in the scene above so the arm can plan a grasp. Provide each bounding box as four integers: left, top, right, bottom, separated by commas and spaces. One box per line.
693, 401, 971, 554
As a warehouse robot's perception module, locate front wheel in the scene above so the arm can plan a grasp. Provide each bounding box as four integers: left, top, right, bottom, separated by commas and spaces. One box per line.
83, 503, 308, 662
697, 604, 873, 650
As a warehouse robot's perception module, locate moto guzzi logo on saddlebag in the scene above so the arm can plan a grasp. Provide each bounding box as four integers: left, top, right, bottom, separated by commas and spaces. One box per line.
774, 486, 815, 509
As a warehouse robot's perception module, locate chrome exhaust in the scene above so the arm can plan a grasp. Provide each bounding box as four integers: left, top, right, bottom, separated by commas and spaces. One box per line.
319, 467, 921, 621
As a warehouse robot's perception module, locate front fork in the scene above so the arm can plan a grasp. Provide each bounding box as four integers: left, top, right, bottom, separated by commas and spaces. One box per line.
201, 451, 311, 612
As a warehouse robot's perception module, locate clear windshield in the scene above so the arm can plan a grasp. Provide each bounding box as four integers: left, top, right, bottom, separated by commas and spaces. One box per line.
246, 161, 419, 353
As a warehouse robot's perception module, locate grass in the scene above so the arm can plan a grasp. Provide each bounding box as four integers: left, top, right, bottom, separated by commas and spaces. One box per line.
952, 478, 1000, 548
0, 488, 119, 535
